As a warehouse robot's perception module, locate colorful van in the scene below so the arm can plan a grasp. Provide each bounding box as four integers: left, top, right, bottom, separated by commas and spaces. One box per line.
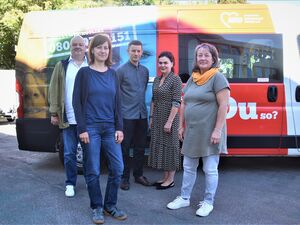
15, 4, 300, 163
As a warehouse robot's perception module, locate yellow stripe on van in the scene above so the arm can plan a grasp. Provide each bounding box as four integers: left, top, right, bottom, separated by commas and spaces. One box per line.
176, 5, 274, 33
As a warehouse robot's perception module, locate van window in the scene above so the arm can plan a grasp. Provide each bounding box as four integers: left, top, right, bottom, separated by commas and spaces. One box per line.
179, 34, 283, 83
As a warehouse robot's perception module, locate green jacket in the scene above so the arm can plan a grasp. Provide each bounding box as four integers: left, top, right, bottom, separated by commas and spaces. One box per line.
48, 58, 69, 129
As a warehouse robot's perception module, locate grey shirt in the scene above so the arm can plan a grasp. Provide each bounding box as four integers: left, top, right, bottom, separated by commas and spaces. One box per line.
116, 61, 149, 119
182, 72, 230, 158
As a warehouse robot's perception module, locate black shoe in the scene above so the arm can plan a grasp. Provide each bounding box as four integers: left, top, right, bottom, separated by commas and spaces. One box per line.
152, 181, 164, 187
134, 176, 153, 186
156, 181, 175, 190
120, 179, 130, 190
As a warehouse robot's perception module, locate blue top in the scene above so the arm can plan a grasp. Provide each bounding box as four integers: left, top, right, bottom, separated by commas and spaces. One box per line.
116, 61, 149, 119
72, 66, 123, 134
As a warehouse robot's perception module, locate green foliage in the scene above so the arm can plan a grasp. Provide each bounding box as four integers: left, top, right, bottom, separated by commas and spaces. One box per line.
114, 0, 154, 6
218, 0, 247, 3
59, 0, 103, 9
0, 0, 65, 69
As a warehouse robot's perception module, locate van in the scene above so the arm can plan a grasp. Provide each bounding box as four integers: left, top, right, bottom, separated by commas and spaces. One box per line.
15, 4, 300, 167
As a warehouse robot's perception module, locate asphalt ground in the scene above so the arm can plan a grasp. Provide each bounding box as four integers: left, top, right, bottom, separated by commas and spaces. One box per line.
0, 121, 300, 225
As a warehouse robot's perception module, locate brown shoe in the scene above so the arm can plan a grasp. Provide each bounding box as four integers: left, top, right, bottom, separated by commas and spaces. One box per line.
134, 176, 153, 186
120, 179, 130, 190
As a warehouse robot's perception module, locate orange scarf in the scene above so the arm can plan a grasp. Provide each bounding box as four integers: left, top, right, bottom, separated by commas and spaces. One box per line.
192, 68, 218, 86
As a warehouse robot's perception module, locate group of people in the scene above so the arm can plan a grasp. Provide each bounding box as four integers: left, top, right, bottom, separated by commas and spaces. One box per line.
48, 34, 230, 224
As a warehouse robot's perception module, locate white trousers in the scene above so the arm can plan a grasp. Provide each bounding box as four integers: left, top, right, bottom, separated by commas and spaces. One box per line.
180, 154, 220, 205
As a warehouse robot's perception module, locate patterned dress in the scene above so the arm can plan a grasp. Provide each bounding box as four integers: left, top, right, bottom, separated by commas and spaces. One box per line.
148, 73, 182, 171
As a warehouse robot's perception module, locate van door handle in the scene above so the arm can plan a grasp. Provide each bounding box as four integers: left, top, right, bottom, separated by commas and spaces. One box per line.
267, 86, 278, 102
296, 85, 300, 102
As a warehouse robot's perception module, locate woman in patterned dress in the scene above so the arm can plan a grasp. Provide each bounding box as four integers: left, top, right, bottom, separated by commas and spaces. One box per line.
148, 51, 182, 190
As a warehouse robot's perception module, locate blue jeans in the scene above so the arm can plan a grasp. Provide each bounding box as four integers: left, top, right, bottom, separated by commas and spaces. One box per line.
82, 123, 124, 210
181, 154, 220, 205
63, 125, 79, 186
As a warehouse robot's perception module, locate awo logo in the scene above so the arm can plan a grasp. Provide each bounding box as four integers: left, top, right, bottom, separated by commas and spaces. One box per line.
227, 97, 278, 120
220, 12, 264, 28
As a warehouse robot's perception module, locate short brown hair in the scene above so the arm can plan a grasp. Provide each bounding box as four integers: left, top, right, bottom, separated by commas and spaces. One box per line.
128, 40, 143, 49
88, 34, 112, 66
192, 43, 219, 72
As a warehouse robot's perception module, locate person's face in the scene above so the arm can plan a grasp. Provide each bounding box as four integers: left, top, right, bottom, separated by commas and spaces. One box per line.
70, 37, 86, 59
196, 47, 214, 73
93, 41, 109, 62
128, 44, 143, 64
158, 56, 173, 75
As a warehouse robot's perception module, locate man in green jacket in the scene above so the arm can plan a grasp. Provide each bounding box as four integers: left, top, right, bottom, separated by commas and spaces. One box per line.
48, 35, 88, 197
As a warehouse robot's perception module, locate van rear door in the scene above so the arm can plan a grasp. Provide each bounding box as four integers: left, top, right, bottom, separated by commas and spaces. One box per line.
280, 34, 300, 155
268, 5, 300, 155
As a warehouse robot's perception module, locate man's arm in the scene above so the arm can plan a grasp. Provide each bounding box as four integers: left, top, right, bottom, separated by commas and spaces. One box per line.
48, 62, 62, 125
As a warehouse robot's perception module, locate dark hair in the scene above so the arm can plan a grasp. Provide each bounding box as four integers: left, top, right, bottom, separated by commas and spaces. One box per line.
128, 40, 143, 49
158, 51, 175, 73
192, 43, 219, 73
88, 34, 112, 66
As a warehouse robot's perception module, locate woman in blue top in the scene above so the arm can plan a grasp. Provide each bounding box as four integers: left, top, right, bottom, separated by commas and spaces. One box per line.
73, 34, 127, 224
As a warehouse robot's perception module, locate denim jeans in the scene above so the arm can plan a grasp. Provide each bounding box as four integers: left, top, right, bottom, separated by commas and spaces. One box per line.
63, 125, 79, 186
82, 123, 124, 210
121, 118, 148, 180
181, 154, 220, 205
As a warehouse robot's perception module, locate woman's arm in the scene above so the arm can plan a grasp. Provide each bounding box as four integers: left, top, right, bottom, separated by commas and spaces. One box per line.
149, 101, 154, 129
164, 76, 182, 133
178, 99, 185, 141
211, 88, 230, 144
114, 70, 123, 132
72, 68, 88, 142
114, 70, 124, 144
164, 106, 179, 133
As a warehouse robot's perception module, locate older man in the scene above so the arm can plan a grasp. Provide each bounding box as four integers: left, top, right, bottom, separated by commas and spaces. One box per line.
48, 35, 88, 197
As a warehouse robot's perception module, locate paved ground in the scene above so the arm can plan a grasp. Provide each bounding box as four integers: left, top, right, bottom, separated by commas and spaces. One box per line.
0, 121, 300, 225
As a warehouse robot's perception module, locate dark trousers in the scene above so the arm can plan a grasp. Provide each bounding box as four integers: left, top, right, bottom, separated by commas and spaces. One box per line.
121, 118, 148, 180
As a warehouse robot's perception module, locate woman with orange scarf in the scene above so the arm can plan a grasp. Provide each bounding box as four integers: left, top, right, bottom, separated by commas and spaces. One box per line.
167, 43, 230, 217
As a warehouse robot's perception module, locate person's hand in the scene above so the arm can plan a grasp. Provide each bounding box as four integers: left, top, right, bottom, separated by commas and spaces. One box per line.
51, 116, 59, 126
164, 121, 172, 133
149, 118, 153, 129
210, 128, 221, 144
79, 132, 89, 144
115, 130, 124, 144
178, 127, 184, 141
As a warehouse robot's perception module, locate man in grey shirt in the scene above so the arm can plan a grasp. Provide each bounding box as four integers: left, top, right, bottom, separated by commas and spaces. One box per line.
116, 40, 152, 190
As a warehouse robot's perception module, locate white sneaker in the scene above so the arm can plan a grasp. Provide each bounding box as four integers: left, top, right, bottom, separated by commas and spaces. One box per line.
65, 185, 75, 197
196, 201, 213, 217
167, 196, 190, 210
